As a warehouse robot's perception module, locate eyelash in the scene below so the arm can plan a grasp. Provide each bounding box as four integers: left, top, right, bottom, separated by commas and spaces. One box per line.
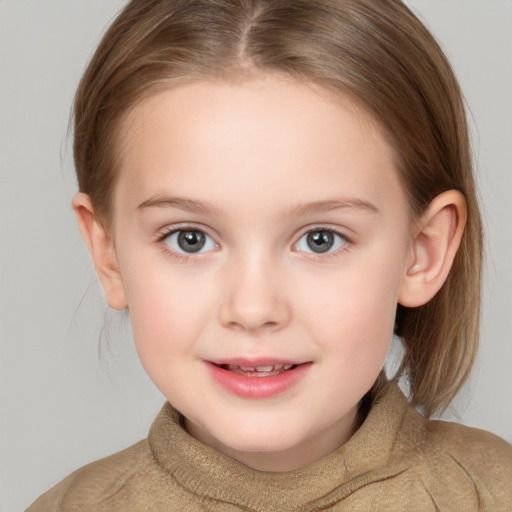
155, 224, 352, 262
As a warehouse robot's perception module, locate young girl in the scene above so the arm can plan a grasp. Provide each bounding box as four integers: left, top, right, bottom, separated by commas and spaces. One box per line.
28, 0, 512, 510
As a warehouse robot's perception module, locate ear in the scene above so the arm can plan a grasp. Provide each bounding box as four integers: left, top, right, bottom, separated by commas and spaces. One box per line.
72, 193, 128, 310
398, 190, 467, 307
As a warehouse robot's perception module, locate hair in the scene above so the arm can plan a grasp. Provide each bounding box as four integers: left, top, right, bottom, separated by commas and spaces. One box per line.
73, 0, 483, 416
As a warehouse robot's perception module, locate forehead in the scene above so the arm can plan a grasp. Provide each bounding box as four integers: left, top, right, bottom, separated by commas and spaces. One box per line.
114, 75, 403, 216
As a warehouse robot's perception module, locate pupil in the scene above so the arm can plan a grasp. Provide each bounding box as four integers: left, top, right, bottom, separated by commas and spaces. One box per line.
178, 231, 205, 253
307, 231, 334, 253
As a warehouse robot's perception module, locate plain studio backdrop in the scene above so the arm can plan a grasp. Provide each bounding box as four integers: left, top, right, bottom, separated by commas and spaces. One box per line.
0, 1, 511, 510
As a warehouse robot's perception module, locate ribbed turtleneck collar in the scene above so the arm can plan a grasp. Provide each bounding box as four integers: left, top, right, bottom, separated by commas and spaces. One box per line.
148, 382, 420, 512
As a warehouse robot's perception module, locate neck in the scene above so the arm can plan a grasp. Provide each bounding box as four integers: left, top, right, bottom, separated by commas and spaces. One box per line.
184, 403, 363, 472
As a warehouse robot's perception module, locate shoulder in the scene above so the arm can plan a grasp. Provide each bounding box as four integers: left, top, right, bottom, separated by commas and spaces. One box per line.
26, 439, 151, 512
368, 383, 512, 510
424, 418, 512, 479
415, 417, 512, 510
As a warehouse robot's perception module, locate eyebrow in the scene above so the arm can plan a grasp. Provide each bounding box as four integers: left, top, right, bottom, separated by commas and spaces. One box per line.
283, 199, 380, 217
137, 196, 222, 215
137, 196, 379, 216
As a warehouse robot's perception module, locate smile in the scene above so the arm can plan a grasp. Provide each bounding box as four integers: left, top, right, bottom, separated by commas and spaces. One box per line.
222, 364, 295, 377
205, 360, 311, 399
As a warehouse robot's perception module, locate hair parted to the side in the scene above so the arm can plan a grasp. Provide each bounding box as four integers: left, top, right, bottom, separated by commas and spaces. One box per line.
73, 0, 483, 416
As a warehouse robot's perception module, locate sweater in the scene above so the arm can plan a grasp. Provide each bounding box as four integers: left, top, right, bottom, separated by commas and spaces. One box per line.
27, 382, 512, 511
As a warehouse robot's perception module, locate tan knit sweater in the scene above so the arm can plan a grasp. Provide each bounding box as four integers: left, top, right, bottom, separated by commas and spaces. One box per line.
28, 383, 512, 511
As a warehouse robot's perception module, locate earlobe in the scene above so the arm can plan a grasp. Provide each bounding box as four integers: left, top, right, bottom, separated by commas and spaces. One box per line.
398, 190, 467, 307
72, 193, 128, 310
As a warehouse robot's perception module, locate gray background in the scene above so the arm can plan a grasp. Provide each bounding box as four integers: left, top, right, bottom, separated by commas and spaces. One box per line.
0, 1, 511, 510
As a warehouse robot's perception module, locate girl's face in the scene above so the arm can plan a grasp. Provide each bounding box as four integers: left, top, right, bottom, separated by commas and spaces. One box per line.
111, 75, 413, 471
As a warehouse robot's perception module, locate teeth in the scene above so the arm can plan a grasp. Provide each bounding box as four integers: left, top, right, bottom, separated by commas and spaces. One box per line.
238, 365, 274, 372
227, 364, 294, 372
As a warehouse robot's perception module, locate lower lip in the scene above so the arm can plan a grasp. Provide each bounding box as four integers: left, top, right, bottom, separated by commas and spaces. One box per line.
206, 362, 311, 399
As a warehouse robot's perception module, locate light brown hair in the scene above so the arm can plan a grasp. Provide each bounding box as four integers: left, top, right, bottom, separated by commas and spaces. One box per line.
73, 0, 483, 416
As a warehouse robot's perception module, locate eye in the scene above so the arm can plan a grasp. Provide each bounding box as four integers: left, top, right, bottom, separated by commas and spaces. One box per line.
295, 229, 347, 254
164, 229, 218, 254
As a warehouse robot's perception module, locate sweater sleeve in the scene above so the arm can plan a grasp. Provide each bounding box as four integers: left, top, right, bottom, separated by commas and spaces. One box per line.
27, 472, 76, 512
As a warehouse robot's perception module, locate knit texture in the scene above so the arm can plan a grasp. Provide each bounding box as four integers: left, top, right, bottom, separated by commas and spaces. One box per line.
28, 382, 512, 511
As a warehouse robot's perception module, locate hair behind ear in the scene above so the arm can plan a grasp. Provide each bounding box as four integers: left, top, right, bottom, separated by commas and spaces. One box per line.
395, 205, 482, 416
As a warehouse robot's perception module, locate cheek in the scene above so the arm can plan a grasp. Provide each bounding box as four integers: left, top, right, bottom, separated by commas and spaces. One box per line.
122, 265, 213, 363
297, 253, 403, 361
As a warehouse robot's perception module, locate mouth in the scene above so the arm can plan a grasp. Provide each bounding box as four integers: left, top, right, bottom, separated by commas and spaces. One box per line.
206, 360, 311, 399
216, 363, 298, 377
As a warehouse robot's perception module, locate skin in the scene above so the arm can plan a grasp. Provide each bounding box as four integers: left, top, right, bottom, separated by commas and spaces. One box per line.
74, 74, 466, 471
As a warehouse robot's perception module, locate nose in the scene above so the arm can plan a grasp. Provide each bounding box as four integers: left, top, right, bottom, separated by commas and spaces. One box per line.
218, 255, 291, 334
